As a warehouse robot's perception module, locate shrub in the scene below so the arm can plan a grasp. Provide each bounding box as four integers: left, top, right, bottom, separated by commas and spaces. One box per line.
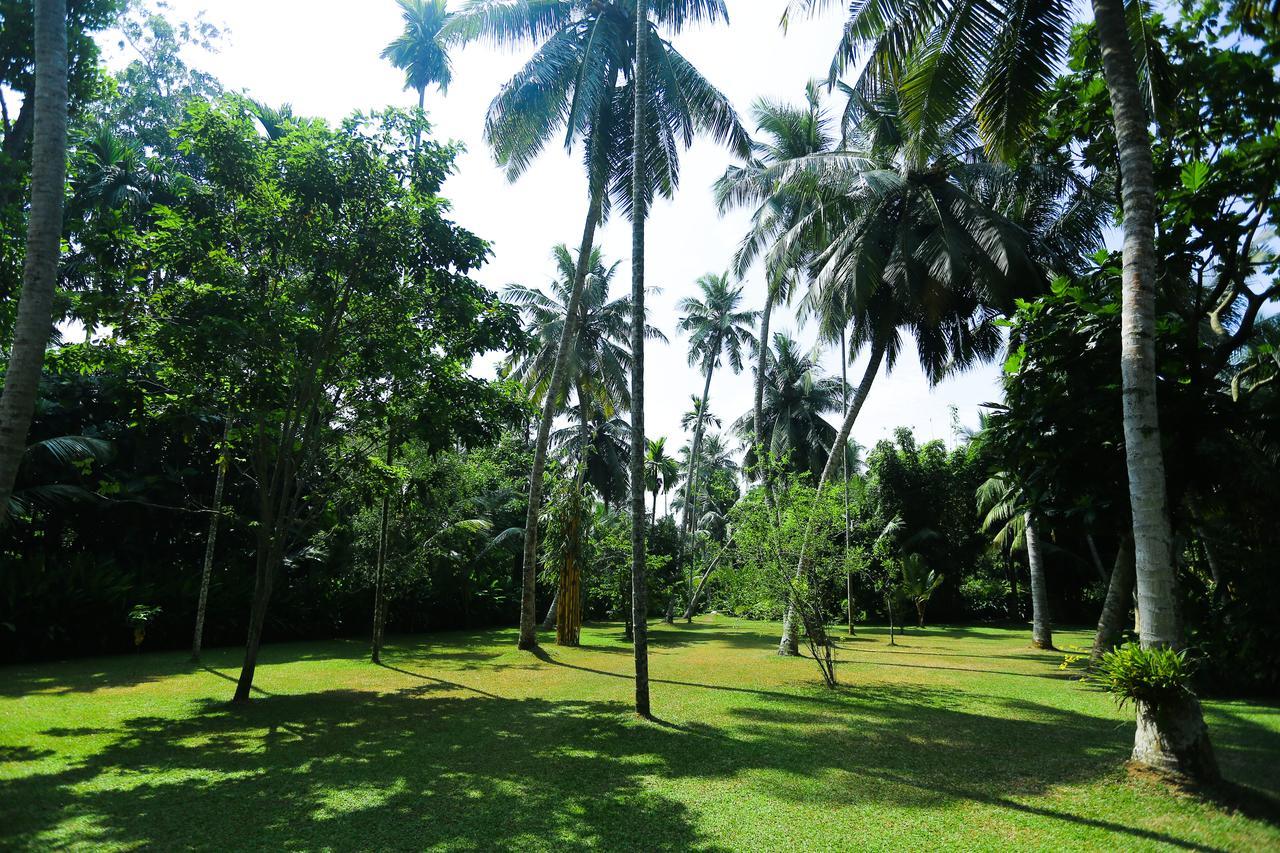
1091, 643, 1195, 710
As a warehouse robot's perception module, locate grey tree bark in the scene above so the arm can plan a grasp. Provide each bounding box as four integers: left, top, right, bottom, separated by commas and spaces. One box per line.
371, 433, 394, 664
192, 412, 233, 661
779, 339, 885, 655
1091, 535, 1135, 665
629, 0, 652, 719
752, 290, 775, 451
1090, 0, 1216, 779
516, 187, 604, 650
1026, 514, 1053, 650
841, 328, 853, 636
541, 588, 559, 632
0, 0, 68, 524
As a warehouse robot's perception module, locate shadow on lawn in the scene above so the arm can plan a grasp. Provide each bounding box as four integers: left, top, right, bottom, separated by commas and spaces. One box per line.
5, 674, 1248, 851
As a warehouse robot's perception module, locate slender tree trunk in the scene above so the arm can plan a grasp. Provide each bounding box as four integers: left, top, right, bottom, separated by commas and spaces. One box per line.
679, 363, 715, 558
0, 0, 68, 524
1026, 514, 1054, 650
192, 411, 232, 661
1005, 554, 1021, 619
886, 594, 896, 646
841, 328, 854, 636
779, 339, 885, 655
1086, 533, 1109, 582
516, 186, 605, 650
541, 588, 559, 632
683, 531, 733, 620
412, 86, 425, 162
233, 546, 278, 702
629, 0, 652, 719
1091, 534, 1135, 665
752, 290, 775, 452
1091, 0, 1216, 780
371, 432, 394, 664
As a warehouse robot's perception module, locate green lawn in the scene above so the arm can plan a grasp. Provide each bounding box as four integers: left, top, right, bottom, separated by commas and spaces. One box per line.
2, 618, 1277, 851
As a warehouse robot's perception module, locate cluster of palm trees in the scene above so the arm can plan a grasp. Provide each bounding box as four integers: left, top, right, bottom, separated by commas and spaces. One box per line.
371, 0, 1214, 771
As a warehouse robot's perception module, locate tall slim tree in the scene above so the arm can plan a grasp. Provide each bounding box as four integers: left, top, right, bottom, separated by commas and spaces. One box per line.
381, 0, 453, 152
0, 0, 69, 526
676, 272, 758, 548
447, 0, 746, 651
629, 0, 652, 719
785, 0, 1218, 782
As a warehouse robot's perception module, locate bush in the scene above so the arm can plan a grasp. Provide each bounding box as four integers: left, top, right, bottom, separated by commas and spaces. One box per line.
1091, 643, 1195, 710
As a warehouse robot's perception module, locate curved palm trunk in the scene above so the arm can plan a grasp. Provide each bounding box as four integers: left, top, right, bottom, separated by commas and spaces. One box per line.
1091, 534, 1135, 664
678, 362, 715, 609
779, 338, 885, 655
1091, 0, 1216, 780
752, 291, 775, 452
516, 186, 605, 650
0, 0, 68, 524
1025, 514, 1053, 650
683, 530, 734, 620
541, 588, 559, 631
192, 412, 233, 661
629, 0, 652, 719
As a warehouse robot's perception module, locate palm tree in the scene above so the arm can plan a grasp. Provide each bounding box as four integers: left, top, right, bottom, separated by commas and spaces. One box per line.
715, 80, 835, 457
675, 273, 758, 545
900, 553, 943, 628
644, 436, 678, 524
785, 0, 1216, 782
553, 408, 632, 508
735, 333, 846, 482
381, 0, 453, 153
680, 397, 720, 435
448, 0, 747, 654
977, 472, 1052, 649
0, 0, 68, 526
766, 87, 1036, 654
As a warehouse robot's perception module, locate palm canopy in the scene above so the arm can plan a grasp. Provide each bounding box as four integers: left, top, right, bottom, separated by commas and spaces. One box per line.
782, 0, 1074, 161
714, 79, 837, 285
734, 333, 848, 481
680, 397, 720, 434
766, 81, 1095, 384
551, 409, 632, 507
676, 273, 760, 375
504, 244, 665, 413
382, 0, 454, 102
644, 436, 680, 499
445, 0, 750, 212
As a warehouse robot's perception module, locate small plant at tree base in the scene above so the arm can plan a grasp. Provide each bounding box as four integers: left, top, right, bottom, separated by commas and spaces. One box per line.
1091, 644, 1194, 711
128, 605, 162, 649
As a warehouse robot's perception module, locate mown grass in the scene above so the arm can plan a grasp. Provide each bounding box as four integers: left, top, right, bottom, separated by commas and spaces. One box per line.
2, 618, 1277, 851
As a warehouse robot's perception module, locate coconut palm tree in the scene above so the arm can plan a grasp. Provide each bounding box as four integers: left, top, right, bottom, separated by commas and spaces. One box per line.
735, 333, 847, 482
552, 408, 632, 508
381, 0, 453, 152
784, 0, 1216, 780
675, 273, 758, 544
644, 436, 679, 524
715, 80, 836, 456
680, 397, 720, 435
0, 0, 69, 526
766, 85, 1044, 655
977, 472, 1052, 649
447, 0, 747, 654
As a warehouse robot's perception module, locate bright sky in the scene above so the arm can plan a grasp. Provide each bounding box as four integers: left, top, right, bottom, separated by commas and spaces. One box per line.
105, 0, 1006, 453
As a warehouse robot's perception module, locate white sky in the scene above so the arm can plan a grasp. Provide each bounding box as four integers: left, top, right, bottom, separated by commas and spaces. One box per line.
104, 0, 1007, 453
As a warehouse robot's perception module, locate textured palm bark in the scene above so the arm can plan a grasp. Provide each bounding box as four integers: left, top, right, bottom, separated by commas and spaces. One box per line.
629, 0, 652, 718
192, 412, 233, 661
516, 188, 604, 650
1091, 535, 1135, 665
752, 291, 775, 454
0, 0, 68, 524
1133, 695, 1220, 783
556, 512, 582, 646
779, 339, 885, 655
1091, 0, 1216, 779
1026, 515, 1054, 650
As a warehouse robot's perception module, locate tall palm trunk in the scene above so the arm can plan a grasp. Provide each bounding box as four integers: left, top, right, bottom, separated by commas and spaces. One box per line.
629, 0, 652, 719
0, 0, 68, 524
1026, 514, 1053, 650
192, 411, 232, 661
779, 338, 885, 655
1091, 0, 1217, 780
371, 432, 394, 664
841, 328, 853, 636
516, 185, 605, 650
678, 361, 715, 599
1091, 534, 1135, 664
752, 290, 775, 451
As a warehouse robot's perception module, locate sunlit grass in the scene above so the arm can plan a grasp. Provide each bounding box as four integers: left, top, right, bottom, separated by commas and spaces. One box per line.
2, 617, 1277, 850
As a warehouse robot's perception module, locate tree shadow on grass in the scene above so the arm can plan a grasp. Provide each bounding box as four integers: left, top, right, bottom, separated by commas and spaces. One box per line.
6, 671, 1266, 851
